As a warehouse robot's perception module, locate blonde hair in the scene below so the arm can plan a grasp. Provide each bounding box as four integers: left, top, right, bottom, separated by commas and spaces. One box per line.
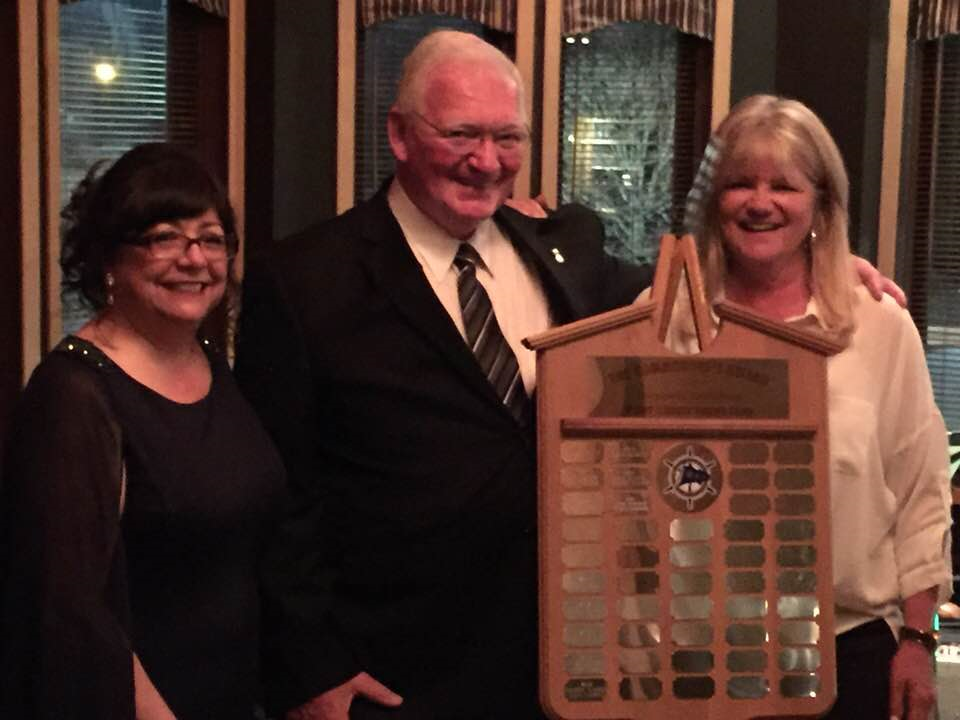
699, 94, 855, 340
393, 30, 526, 123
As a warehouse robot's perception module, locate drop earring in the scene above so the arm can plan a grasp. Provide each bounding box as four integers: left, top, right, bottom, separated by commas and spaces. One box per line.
105, 272, 115, 306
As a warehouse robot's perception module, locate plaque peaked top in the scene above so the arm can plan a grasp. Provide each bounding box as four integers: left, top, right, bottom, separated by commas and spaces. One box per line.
525, 235, 840, 720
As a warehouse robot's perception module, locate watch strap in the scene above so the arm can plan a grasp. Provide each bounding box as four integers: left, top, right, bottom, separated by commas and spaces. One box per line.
898, 625, 938, 653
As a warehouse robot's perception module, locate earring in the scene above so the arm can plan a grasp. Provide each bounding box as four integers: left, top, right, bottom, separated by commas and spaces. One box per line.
809, 230, 818, 244
105, 272, 115, 306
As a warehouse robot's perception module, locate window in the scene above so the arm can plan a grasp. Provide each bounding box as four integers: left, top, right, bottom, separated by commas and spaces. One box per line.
58, 0, 226, 333
60, 1, 169, 331
910, 34, 960, 432
59, 1, 168, 197
558, 21, 711, 266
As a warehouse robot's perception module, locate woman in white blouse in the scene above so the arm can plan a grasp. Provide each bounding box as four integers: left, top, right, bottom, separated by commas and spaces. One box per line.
663, 94, 952, 720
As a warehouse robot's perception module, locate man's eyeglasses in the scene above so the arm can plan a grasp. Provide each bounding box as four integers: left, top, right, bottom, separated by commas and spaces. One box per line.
132, 230, 236, 261
410, 111, 530, 155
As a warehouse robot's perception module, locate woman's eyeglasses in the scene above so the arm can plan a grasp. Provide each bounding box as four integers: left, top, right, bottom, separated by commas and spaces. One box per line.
132, 230, 236, 261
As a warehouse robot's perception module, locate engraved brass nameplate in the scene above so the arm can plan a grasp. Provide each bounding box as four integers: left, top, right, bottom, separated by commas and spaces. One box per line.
591, 357, 790, 419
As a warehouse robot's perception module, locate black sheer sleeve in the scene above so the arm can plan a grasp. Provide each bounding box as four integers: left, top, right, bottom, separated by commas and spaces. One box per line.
0, 353, 134, 720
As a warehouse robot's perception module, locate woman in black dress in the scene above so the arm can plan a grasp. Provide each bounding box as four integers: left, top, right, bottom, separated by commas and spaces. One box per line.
0, 143, 285, 719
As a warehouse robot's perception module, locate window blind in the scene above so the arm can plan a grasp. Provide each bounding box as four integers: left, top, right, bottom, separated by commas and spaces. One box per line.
59, 1, 169, 204
166, 8, 201, 149
912, 35, 960, 431
59, 0, 169, 333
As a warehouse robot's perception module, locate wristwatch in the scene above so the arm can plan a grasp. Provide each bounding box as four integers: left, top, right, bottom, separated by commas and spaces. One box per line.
898, 625, 938, 653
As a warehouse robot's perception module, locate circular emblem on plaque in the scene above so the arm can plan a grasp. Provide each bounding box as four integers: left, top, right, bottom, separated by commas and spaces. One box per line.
658, 443, 723, 513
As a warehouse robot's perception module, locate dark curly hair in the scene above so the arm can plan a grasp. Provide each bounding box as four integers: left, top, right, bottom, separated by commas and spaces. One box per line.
60, 142, 238, 311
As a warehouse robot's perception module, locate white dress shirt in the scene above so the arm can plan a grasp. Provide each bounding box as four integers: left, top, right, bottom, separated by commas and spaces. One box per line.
647, 283, 953, 634
388, 180, 552, 395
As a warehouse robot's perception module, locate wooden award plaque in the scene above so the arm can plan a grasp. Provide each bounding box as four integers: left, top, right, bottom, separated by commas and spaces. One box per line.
525, 235, 842, 720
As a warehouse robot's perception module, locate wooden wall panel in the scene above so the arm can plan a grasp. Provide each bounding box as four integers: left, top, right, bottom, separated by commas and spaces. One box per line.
0, 1, 23, 443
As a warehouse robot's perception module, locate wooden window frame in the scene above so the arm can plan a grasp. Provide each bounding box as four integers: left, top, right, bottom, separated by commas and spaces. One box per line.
878, 0, 910, 278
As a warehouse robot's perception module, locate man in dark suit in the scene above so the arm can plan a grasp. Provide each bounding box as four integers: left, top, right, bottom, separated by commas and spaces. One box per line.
235, 29, 898, 720
236, 31, 649, 720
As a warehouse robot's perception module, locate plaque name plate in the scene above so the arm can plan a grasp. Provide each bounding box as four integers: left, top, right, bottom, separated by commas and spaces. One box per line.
591, 357, 790, 419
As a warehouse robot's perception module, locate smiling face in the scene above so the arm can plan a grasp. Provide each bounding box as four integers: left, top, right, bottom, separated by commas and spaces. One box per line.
388, 60, 526, 239
107, 208, 228, 330
717, 146, 818, 278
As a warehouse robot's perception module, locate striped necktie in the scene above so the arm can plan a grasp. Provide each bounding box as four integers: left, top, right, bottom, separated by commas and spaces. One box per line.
454, 243, 530, 426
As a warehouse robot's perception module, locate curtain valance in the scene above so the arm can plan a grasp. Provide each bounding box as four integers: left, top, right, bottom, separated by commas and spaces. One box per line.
360, 0, 516, 33
564, 0, 714, 40
914, 0, 960, 40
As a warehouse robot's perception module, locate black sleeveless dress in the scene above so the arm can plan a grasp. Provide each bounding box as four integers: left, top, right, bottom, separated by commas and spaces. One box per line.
0, 336, 286, 719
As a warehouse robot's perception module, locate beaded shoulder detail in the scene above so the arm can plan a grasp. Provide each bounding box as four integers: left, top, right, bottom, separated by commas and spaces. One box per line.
53, 335, 219, 371
198, 337, 218, 357
53, 335, 116, 371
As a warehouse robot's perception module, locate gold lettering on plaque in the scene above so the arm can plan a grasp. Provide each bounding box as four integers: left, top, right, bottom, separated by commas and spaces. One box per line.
591, 357, 789, 418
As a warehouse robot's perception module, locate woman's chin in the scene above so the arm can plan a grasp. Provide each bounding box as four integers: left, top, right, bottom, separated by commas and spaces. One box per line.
727, 246, 806, 277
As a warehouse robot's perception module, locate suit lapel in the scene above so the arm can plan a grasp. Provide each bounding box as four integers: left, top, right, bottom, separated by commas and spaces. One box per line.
494, 206, 586, 324
357, 189, 509, 408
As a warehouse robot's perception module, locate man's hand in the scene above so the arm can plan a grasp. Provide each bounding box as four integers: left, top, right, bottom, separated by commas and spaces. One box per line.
285, 672, 403, 720
851, 256, 907, 307
888, 640, 937, 720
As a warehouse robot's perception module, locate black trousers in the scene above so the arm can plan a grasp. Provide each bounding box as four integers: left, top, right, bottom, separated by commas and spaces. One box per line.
822, 619, 898, 719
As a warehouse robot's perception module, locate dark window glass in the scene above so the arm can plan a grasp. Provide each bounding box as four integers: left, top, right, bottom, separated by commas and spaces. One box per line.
354, 14, 484, 205
559, 21, 710, 266
910, 35, 960, 431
